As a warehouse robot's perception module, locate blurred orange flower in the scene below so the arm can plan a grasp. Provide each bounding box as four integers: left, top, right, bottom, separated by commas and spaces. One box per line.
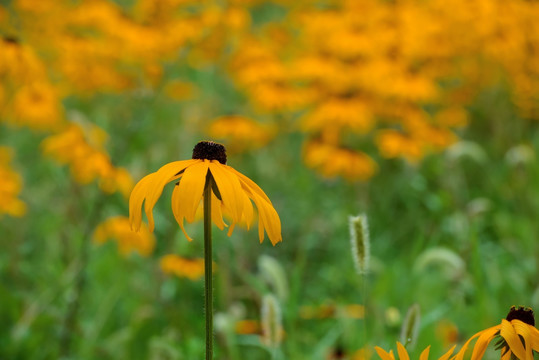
93, 216, 155, 257
0, 147, 27, 218
160, 255, 207, 280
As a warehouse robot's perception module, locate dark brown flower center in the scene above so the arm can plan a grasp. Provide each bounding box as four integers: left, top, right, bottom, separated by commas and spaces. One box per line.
192, 141, 227, 164
3, 36, 19, 44
506, 305, 535, 326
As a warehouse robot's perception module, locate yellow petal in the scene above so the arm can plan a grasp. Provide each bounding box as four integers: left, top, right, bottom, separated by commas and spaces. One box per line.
229, 166, 272, 203
209, 162, 244, 223
512, 320, 534, 360
211, 193, 227, 230
241, 191, 254, 229
176, 160, 209, 223
144, 159, 198, 231
439, 345, 456, 360
518, 321, 539, 352
171, 184, 193, 241
374, 347, 395, 360
453, 325, 501, 360
470, 325, 500, 360
237, 173, 281, 245
419, 345, 430, 360
500, 319, 527, 360
129, 173, 154, 231
396, 342, 410, 360
248, 188, 282, 245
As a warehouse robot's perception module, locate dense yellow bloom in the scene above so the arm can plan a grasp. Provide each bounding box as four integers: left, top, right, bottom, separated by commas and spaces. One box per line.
41, 122, 134, 197
303, 140, 377, 181
12, 82, 63, 130
375, 342, 455, 360
159, 255, 206, 280
130, 141, 282, 245
0, 147, 27, 217
93, 216, 155, 256
207, 115, 276, 153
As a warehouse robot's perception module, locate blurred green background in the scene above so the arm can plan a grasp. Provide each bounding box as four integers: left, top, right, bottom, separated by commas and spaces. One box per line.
1, 0, 539, 359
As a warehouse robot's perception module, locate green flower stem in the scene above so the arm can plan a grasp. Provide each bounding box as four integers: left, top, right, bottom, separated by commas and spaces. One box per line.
204, 175, 214, 360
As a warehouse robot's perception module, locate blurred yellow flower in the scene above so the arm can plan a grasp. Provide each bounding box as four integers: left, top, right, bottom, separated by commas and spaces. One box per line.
159, 255, 206, 280
453, 306, 539, 360
303, 140, 377, 181
375, 342, 455, 360
0, 147, 27, 218
130, 141, 282, 245
207, 115, 275, 153
93, 216, 155, 257
41, 122, 134, 197
435, 320, 459, 348
376, 130, 423, 162
235, 319, 261, 335
12, 82, 63, 130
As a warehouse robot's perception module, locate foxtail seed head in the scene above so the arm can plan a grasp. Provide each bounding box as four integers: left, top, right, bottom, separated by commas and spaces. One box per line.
400, 304, 421, 349
261, 294, 283, 348
349, 214, 370, 275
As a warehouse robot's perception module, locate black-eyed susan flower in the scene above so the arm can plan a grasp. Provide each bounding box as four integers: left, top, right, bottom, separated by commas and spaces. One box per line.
375, 342, 455, 360
453, 306, 539, 360
129, 140, 282, 245
130, 140, 281, 359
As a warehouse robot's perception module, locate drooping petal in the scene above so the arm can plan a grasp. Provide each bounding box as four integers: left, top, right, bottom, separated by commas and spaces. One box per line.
129, 173, 154, 231
374, 347, 395, 360
240, 190, 254, 229
209, 162, 244, 223
439, 345, 456, 360
500, 319, 527, 360
171, 184, 193, 241
511, 320, 534, 360
396, 342, 410, 360
143, 159, 198, 231
229, 167, 272, 203
418, 345, 430, 360
176, 160, 209, 223
244, 187, 282, 245
453, 325, 501, 360
518, 321, 539, 352
470, 325, 500, 360
210, 193, 227, 230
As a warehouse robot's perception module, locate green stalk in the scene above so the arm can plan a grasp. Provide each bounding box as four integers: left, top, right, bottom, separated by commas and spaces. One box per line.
204, 174, 214, 360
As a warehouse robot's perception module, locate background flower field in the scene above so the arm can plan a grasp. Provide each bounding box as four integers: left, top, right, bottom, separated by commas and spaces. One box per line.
1, 0, 539, 359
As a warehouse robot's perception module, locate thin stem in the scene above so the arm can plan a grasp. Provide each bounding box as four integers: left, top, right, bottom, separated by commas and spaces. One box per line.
59, 189, 107, 357
204, 174, 214, 360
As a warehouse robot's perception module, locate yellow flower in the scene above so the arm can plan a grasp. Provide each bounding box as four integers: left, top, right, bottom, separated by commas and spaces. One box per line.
375, 342, 455, 360
129, 141, 282, 245
303, 140, 377, 181
0, 147, 27, 217
41, 122, 134, 197
93, 216, 155, 257
452, 306, 539, 360
207, 115, 275, 153
235, 319, 261, 335
12, 82, 63, 130
159, 255, 207, 280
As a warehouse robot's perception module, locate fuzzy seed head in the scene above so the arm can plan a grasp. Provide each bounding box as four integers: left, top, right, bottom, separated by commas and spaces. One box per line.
349, 214, 370, 275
